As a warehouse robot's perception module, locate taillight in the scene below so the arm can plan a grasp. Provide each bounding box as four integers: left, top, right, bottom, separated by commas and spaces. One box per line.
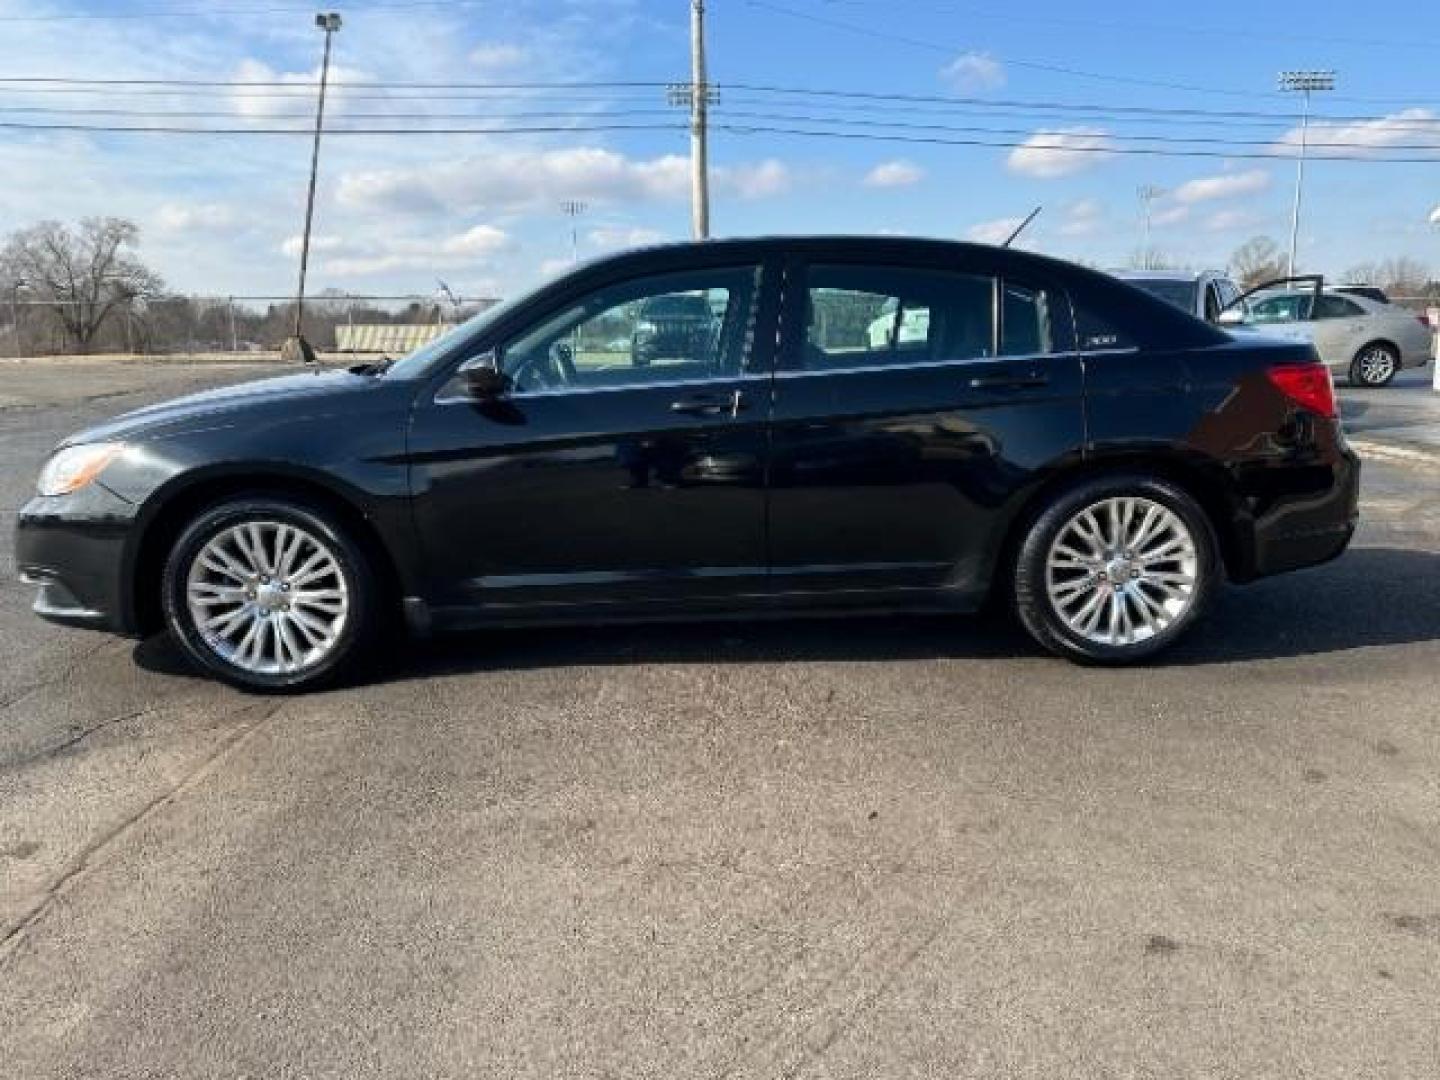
1266, 363, 1337, 418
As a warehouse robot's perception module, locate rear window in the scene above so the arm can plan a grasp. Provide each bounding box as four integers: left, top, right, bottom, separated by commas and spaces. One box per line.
1126, 279, 1198, 313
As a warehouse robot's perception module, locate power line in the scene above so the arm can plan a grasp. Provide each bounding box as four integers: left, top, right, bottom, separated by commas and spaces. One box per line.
804, 0, 1436, 54
743, 0, 1277, 99
0, 0, 488, 21
713, 123, 1440, 163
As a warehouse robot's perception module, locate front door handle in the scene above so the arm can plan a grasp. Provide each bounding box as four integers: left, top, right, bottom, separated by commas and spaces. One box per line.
670, 389, 745, 418
968, 372, 1050, 391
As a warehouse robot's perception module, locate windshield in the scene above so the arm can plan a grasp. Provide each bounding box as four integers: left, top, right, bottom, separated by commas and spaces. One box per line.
382, 295, 524, 379
1125, 279, 1199, 313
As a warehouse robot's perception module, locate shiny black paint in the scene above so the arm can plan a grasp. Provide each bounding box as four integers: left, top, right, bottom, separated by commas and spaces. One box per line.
14, 237, 1360, 640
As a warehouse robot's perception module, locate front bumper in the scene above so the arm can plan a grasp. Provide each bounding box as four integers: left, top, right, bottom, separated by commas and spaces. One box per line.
14, 482, 139, 634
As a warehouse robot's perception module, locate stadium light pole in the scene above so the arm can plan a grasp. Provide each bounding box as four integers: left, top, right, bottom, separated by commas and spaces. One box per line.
1279, 70, 1335, 278
9, 279, 30, 358
286, 11, 342, 365
562, 201, 588, 264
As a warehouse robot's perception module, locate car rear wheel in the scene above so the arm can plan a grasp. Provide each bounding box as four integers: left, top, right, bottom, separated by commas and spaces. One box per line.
1350, 343, 1398, 387
1013, 476, 1217, 664
161, 497, 376, 693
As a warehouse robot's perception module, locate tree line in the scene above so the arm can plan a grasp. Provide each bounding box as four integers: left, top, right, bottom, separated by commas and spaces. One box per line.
0, 218, 480, 356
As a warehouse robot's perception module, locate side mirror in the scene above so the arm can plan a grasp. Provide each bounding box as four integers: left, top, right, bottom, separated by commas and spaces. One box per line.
459, 350, 511, 399
1217, 308, 1246, 327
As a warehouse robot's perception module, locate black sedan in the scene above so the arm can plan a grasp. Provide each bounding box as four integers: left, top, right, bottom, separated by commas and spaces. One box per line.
16, 237, 1359, 692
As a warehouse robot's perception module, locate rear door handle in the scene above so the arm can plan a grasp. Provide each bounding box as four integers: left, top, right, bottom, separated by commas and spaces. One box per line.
670, 389, 745, 418
968, 372, 1050, 391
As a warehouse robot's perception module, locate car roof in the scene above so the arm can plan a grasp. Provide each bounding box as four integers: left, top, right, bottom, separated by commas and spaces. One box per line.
1109, 269, 1227, 283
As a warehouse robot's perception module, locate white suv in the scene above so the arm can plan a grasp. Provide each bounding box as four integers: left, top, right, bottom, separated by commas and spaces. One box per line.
1110, 269, 1242, 324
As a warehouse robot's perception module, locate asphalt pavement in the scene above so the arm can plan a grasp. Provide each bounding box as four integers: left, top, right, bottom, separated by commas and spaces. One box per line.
2, 360, 1438, 1079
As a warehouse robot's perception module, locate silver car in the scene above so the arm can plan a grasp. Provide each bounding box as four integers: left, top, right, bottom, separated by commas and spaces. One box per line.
1225, 288, 1433, 387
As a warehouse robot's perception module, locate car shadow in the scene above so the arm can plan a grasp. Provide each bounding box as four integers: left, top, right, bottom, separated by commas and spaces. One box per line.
133, 546, 1440, 684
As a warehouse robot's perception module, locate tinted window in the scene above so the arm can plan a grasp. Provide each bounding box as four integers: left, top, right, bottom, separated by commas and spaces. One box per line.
799, 265, 994, 370
1314, 295, 1364, 319
1000, 281, 1055, 355
1249, 294, 1309, 324
1127, 279, 1199, 313
501, 267, 757, 393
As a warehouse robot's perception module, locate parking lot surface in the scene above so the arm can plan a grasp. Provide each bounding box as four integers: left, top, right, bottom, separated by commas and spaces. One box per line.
2, 361, 1439, 1078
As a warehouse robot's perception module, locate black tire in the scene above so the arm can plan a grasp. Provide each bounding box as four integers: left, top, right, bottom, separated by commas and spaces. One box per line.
1012, 475, 1219, 665
161, 496, 377, 693
1349, 343, 1398, 387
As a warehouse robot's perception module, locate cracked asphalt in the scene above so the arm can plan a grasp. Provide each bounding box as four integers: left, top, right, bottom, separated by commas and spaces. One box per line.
2, 360, 1438, 1078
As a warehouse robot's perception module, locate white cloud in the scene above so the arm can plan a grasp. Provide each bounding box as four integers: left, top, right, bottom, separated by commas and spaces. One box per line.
280, 235, 344, 258
1058, 198, 1104, 237
1171, 169, 1271, 204
338, 149, 790, 215
718, 159, 792, 199
469, 42, 529, 73
940, 52, 1005, 92
965, 217, 1024, 245
539, 258, 574, 279
277, 226, 513, 278
1007, 128, 1115, 179
439, 224, 511, 257
154, 202, 239, 234
587, 225, 669, 250
1152, 205, 1191, 227
1203, 208, 1265, 233
863, 160, 925, 188
229, 58, 371, 120
1275, 107, 1440, 158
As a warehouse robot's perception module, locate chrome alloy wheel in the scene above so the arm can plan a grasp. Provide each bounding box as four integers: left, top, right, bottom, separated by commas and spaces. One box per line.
1355, 346, 1396, 385
185, 520, 349, 675
1044, 497, 1199, 647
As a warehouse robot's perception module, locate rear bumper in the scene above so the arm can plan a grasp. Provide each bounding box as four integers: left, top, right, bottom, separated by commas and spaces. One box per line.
14, 484, 139, 635
1241, 434, 1360, 580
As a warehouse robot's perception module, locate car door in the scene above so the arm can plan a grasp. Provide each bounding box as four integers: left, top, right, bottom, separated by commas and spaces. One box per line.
1308, 294, 1369, 367
407, 261, 777, 616
764, 255, 1085, 606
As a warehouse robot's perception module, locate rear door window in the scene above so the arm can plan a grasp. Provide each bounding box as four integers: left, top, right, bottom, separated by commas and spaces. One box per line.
797, 264, 994, 370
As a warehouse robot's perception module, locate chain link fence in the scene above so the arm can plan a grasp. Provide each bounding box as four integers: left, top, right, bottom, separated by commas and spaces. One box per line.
2, 292, 502, 359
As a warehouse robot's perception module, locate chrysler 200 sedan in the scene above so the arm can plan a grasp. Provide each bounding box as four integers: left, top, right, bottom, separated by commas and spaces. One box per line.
16, 237, 1359, 692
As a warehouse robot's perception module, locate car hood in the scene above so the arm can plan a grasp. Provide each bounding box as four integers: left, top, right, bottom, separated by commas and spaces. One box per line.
62, 367, 390, 447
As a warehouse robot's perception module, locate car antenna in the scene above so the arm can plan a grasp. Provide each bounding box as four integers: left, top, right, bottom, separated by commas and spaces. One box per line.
1002, 207, 1042, 248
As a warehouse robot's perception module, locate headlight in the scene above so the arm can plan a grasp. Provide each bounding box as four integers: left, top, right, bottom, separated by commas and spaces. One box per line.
36, 442, 124, 497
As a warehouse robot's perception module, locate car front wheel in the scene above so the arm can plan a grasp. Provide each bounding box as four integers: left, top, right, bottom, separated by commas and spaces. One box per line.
161, 497, 376, 692
1013, 476, 1217, 664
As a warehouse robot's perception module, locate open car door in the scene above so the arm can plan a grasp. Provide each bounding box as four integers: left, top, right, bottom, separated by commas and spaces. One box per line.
1218, 274, 1324, 324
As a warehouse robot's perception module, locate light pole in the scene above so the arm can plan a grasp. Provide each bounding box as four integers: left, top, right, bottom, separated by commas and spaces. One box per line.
1279, 70, 1335, 278
286, 11, 342, 365
1137, 185, 1165, 269
561, 201, 588, 265
9, 279, 29, 358
1428, 205, 1440, 393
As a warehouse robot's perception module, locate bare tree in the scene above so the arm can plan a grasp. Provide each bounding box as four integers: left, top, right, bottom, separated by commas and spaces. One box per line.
1230, 236, 1288, 289
1, 217, 163, 351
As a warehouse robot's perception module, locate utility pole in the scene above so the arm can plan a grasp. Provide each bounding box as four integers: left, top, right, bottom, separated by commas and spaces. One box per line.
1279, 70, 1335, 278
667, 0, 716, 239
1137, 185, 1165, 269
561, 201, 588, 264
286, 11, 342, 365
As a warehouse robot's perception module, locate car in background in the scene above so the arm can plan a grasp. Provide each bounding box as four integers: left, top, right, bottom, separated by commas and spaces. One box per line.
1110, 269, 1243, 324
1335, 284, 1391, 305
1222, 280, 1432, 386
17, 237, 1358, 691
866, 295, 931, 348
631, 292, 717, 367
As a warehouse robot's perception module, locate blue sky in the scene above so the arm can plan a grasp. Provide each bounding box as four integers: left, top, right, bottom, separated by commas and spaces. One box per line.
0, 0, 1436, 298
